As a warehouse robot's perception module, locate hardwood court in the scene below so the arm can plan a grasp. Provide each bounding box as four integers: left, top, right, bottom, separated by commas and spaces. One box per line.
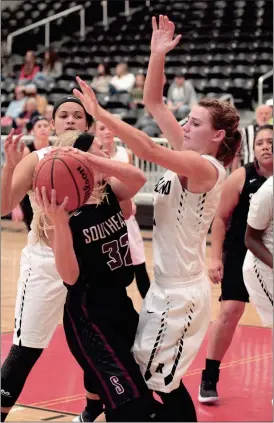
1, 220, 272, 422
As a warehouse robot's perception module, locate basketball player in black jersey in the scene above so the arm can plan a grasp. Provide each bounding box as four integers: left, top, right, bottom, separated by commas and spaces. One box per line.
1, 99, 95, 423
11, 116, 51, 230
35, 132, 158, 422
199, 125, 273, 403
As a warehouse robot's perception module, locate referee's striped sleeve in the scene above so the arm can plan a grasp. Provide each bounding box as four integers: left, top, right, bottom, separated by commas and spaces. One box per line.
241, 125, 255, 164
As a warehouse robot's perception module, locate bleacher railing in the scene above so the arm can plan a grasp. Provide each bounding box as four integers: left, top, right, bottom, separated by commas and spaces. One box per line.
1, 136, 170, 205
6, 5, 85, 54
258, 69, 273, 106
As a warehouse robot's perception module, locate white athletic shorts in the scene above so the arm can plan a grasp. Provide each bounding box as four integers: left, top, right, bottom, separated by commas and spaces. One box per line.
13, 236, 67, 348
126, 215, 146, 266
243, 251, 273, 327
133, 273, 211, 393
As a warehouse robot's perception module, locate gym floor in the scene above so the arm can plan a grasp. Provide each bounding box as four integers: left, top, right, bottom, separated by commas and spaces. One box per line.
1, 220, 272, 422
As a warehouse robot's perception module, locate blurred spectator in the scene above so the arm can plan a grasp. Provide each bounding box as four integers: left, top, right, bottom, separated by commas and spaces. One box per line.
109, 63, 135, 94
231, 104, 272, 171
33, 49, 63, 87
255, 104, 273, 126
15, 97, 40, 133
1, 116, 13, 135
167, 71, 197, 120
266, 98, 273, 124
130, 73, 145, 109
241, 105, 272, 164
43, 104, 54, 122
24, 84, 48, 115
5, 86, 27, 119
135, 107, 161, 137
91, 63, 112, 94
18, 51, 40, 84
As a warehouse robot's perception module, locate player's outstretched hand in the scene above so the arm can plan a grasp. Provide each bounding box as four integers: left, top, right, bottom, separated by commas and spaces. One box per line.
4, 129, 24, 169
208, 259, 224, 284
11, 205, 24, 222
73, 76, 101, 120
35, 187, 69, 225
151, 15, 182, 55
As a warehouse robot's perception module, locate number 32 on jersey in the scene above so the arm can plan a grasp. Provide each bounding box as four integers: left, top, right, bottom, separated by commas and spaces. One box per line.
102, 233, 132, 270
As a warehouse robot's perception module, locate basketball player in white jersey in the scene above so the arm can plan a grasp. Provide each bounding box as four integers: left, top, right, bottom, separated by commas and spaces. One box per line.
0, 97, 103, 422
72, 14, 241, 417
243, 176, 273, 327
94, 120, 150, 298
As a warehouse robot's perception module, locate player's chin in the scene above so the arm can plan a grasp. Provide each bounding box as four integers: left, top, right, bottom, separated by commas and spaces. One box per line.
260, 155, 272, 165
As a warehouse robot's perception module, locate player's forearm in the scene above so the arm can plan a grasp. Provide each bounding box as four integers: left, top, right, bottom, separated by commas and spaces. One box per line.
143, 53, 185, 151
1, 164, 15, 216
119, 199, 133, 220
91, 154, 146, 191
52, 222, 80, 284
211, 216, 227, 260
245, 232, 273, 269
144, 53, 166, 106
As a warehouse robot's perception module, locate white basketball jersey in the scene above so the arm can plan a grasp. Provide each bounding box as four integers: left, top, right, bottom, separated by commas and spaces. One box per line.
28, 146, 52, 246
153, 155, 226, 281
112, 145, 129, 163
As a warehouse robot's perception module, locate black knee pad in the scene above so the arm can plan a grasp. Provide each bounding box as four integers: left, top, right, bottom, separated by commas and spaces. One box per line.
1, 344, 43, 408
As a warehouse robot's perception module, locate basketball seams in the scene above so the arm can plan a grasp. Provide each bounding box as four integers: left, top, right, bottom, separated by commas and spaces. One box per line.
59, 152, 94, 187
33, 156, 55, 190
51, 156, 56, 191
33, 152, 94, 212
54, 158, 81, 209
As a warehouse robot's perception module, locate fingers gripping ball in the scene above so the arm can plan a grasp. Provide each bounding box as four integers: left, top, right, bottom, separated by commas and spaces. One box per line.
33, 152, 94, 212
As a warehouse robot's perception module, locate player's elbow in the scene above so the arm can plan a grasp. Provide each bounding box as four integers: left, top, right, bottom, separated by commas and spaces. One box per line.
1, 198, 13, 217
1, 206, 9, 217
214, 214, 230, 227
135, 170, 147, 191
58, 266, 79, 286
125, 171, 147, 200
244, 225, 258, 251
244, 230, 252, 250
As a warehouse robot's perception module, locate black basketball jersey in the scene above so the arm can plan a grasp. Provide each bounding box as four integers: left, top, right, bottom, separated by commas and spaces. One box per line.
68, 184, 134, 293
223, 162, 266, 253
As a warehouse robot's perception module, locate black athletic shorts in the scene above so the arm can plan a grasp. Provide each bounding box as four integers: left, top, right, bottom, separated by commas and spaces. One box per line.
63, 286, 149, 410
219, 247, 249, 303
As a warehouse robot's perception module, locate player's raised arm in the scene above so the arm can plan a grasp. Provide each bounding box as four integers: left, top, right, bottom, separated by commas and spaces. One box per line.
1, 130, 38, 216
75, 151, 147, 201
73, 77, 225, 185
143, 15, 185, 151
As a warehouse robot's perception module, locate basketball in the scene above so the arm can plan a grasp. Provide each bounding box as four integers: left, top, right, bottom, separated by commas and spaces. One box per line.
33, 151, 94, 212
